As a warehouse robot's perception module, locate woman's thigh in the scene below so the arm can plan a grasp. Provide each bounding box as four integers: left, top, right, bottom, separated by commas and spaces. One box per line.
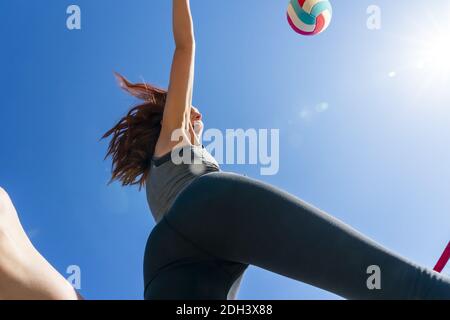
163, 171, 317, 268
143, 216, 248, 300
163, 172, 450, 299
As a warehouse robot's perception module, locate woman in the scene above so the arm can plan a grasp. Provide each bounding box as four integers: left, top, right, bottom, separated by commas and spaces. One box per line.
103, 0, 450, 300
0, 0, 449, 300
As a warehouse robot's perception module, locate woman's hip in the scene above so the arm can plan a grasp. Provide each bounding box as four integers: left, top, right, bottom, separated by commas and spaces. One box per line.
143, 216, 249, 299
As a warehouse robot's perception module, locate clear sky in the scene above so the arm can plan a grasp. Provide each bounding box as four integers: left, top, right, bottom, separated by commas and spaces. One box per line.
0, 0, 449, 299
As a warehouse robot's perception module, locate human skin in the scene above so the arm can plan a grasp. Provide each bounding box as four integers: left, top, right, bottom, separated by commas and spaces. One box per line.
0, 187, 80, 300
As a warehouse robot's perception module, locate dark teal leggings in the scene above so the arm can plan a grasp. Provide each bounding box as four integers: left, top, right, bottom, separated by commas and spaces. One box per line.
143, 172, 450, 299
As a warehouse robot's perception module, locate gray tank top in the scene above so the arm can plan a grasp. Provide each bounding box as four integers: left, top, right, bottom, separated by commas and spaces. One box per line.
146, 144, 220, 223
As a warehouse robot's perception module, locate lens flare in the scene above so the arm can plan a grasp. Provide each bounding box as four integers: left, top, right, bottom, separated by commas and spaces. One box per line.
417, 32, 450, 73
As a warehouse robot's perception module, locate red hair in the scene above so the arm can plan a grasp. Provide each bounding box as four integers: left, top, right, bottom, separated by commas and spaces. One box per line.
102, 73, 167, 188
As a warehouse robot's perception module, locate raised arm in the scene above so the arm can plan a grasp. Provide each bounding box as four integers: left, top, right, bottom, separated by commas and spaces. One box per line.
156, 0, 196, 154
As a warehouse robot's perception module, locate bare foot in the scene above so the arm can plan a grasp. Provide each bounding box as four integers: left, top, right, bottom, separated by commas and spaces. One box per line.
0, 187, 80, 300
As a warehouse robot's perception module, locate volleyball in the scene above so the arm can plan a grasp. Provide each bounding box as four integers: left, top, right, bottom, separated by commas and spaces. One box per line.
287, 0, 333, 36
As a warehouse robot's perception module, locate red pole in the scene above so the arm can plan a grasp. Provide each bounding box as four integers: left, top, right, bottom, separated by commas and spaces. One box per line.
434, 241, 450, 273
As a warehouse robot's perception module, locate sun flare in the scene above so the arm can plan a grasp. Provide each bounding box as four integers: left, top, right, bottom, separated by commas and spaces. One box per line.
417, 32, 450, 74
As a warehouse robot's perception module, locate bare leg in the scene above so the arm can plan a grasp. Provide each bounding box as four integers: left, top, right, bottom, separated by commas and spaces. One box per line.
0, 187, 81, 300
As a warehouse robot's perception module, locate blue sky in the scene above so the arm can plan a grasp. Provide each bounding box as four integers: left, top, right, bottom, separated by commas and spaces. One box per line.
0, 0, 449, 299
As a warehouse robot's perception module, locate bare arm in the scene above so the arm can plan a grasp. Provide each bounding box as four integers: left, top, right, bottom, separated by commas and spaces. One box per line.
156, 0, 196, 154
